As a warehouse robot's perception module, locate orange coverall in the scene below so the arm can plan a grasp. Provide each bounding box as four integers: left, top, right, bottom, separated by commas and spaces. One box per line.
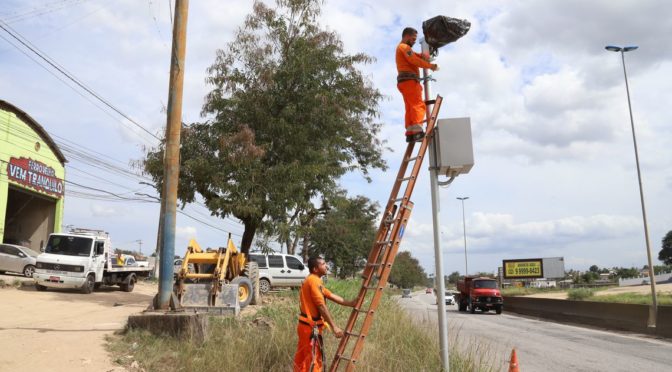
396, 42, 433, 134
293, 273, 334, 372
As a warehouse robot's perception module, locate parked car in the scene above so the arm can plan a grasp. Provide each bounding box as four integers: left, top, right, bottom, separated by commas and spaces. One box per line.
425, 287, 433, 294
248, 253, 310, 294
444, 292, 455, 305
123, 256, 138, 267
402, 288, 412, 298
0, 244, 38, 277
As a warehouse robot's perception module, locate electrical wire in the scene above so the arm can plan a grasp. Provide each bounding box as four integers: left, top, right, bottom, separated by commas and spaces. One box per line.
0, 18, 161, 142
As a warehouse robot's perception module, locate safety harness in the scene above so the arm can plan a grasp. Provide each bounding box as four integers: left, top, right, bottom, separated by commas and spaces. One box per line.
397, 71, 420, 83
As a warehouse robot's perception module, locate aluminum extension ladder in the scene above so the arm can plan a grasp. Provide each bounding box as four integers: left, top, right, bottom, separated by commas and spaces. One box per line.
329, 95, 443, 371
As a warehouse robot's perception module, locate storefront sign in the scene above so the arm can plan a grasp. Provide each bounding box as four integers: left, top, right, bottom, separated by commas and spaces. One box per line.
6, 157, 64, 197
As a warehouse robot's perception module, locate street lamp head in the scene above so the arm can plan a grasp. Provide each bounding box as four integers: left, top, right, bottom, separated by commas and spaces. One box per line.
456, 196, 469, 201
605, 45, 639, 53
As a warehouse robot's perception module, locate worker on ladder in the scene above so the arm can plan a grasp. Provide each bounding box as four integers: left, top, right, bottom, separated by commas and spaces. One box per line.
396, 27, 439, 143
294, 257, 356, 372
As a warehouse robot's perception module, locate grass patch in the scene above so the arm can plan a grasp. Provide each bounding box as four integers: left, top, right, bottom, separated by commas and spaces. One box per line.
589, 292, 672, 305
567, 288, 596, 300
108, 279, 495, 371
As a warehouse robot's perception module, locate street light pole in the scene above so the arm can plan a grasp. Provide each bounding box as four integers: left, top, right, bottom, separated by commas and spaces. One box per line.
605, 45, 657, 329
457, 197, 469, 276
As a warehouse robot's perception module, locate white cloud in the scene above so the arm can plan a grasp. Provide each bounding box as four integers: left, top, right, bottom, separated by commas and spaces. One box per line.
176, 226, 198, 240
90, 204, 122, 217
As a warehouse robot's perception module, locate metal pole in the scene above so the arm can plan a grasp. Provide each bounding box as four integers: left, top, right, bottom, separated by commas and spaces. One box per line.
457, 197, 469, 275
422, 39, 449, 372
619, 49, 658, 328
157, 0, 189, 309
153, 188, 165, 278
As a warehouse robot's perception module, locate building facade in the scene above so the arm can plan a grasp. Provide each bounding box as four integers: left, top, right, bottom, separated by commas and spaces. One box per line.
0, 100, 66, 252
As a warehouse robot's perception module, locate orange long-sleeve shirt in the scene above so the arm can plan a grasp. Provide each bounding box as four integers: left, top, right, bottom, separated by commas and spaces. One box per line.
395, 42, 433, 76
299, 273, 334, 321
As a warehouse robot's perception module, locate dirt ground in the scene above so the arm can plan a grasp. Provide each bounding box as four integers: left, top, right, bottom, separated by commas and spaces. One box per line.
0, 273, 155, 372
0, 272, 268, 372
523, 282, 672, 299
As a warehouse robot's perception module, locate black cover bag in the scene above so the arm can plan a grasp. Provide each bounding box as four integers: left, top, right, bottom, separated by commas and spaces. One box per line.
422, 16, 471, 54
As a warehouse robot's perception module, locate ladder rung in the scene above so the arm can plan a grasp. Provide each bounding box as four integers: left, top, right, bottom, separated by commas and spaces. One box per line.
392, 197, 407, 202
337, 355, 355, 362
356, 308, 374, 314
405, 156, 420, 162
346, 331, 364, 338
376, 240, 392, 245
364, 286, 384, 290
398, 176, 414, 182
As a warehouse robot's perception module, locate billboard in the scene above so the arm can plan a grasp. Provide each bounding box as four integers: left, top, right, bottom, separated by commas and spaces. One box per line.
503, 259, 543, 279
502, 257, 565, 279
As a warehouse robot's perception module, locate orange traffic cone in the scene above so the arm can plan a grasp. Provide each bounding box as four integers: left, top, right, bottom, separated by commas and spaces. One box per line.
508, 348, 520, 372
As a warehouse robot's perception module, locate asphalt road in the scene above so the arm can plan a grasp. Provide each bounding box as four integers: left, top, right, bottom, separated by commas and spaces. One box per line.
398, 291, 672, 372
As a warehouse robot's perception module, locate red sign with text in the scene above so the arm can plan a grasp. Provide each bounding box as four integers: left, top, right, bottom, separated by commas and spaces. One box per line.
6, 157, 64, 197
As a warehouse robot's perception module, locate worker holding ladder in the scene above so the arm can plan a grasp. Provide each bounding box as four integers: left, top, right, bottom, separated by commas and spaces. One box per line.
294, 257, 356, 372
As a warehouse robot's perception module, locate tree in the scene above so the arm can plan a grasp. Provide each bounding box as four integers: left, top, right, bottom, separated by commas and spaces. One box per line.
309, 193, 378, 278
389, 251, 428, 289
447, 271, 461, 285
659, 230, 672, 265
589, 265, 599, 273
143, 0, 385, 255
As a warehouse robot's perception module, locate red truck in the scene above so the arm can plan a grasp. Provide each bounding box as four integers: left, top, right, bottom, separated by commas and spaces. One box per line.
456, 276, 503, 314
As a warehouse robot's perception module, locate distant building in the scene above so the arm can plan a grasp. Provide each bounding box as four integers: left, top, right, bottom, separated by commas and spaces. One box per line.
0, 100, 66, 252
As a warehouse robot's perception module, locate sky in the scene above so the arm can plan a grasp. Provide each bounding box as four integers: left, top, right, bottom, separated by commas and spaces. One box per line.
2, 0, 671, 276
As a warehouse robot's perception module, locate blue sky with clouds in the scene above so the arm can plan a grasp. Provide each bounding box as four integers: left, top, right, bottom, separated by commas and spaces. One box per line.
2, 0, 671, 275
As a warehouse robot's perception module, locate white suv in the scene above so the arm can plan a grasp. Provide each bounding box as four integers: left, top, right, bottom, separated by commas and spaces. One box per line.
248, 253, 309, 294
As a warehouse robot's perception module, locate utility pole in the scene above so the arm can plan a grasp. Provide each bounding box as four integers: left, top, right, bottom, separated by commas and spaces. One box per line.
422, 39, 449, 372
137, 239, 143, 255
155, 0, 189, 310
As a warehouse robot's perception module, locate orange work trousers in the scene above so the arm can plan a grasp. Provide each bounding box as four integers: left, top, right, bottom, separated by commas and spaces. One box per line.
397, 80, 426, 131
293, 322, 325, 372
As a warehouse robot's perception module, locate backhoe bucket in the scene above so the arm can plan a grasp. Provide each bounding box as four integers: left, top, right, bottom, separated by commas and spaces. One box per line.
180, 283, 240, 315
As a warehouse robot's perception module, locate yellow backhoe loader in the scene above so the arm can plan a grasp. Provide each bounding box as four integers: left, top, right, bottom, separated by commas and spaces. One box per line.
174, 235, 260, 311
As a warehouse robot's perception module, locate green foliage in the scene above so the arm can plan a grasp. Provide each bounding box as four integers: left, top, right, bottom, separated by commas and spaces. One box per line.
142, 0, 386, 254
589, 265, 599, 273
310, 193, 378, 278
389, 251, 428, 289
614, 267, 639, 278
654, 265, 672, 275
588, 292, 672, 306
659, 230, 672, 265
567, 288, 596, 300
446, 271, 461, 285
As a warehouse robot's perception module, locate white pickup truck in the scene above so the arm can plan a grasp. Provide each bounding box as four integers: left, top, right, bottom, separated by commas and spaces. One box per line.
33, 229, 151, 293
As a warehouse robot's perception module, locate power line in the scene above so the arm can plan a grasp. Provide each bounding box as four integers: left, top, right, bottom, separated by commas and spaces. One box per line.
0, 18, 161, 142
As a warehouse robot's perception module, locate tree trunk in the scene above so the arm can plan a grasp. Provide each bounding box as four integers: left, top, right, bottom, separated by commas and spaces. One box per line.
289, 234, 300, 256
240, 218, 259, 255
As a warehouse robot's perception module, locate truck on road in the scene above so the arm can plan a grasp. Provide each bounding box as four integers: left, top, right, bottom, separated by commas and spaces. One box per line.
456, 276, 503, 314
33, 228, 151, 293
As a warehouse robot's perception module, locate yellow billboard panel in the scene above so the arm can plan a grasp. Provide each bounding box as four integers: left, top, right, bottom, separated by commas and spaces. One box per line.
503, 259, 544, 279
